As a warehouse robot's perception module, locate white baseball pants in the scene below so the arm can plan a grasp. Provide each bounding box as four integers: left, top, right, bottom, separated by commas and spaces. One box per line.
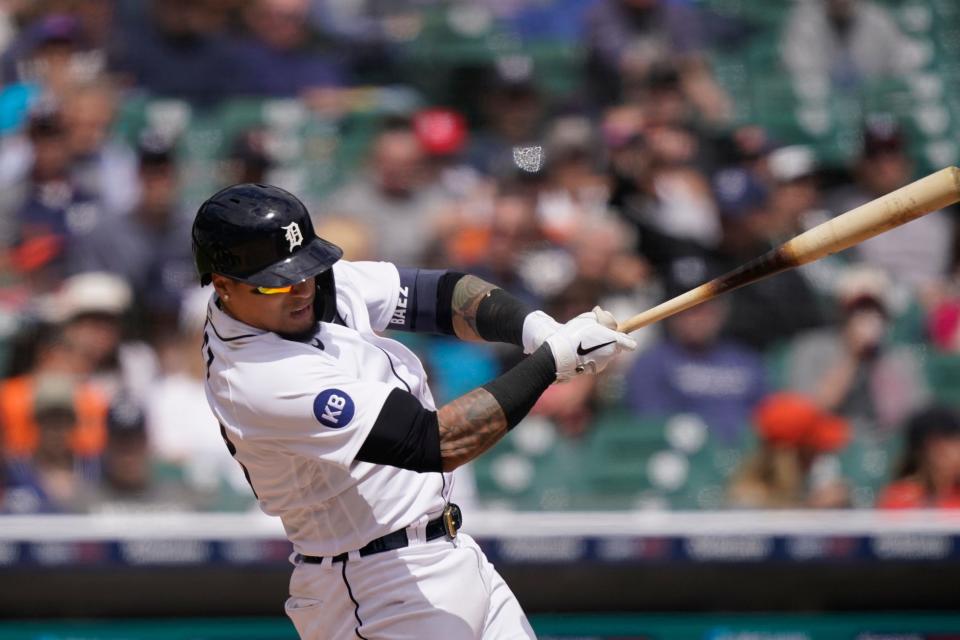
284, 533, 537, 639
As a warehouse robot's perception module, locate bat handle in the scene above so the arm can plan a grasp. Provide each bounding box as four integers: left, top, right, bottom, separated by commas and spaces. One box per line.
617, 285, 711, 334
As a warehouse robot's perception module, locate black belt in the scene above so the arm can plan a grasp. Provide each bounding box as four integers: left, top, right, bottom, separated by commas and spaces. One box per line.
301, 503, 462, 565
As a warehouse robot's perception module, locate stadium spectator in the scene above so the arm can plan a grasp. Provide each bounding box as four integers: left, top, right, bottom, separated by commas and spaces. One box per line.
409, 107, 490, 260
52, 272, 158, 403
412, 107, 493, 208
782, 0, 922, 89
625, 63, 691, 130
766, 145, 823, 241
625, 64, 730, 176
728, 392, 851, 509
584, 0, 732, 121
825, 116, 953, 297
302, 0, 402, 85
10, 104, 77, 238
0, 105, 101, 294
68, 133, 196, 331
607, 106, 720, 282
624, 262, 768, 444
234, 0, 348, 98
113, 0, 241, 103
62, 79, 139, 219
537, 116, 611, 246
604, 104, 711, 275
324, 120, 456, 266
786, 266, 930, 434
635, 127, 718, 250
81, 394, 207, 513
0, 328, 107, 461
467, 189, 547, 309
4, 373, 102, 512
467, 60, 549, 179
1, 323, 104, 515
1, 12, 105, 94
223, 128, 274, 186
713, 167, 825, 350
877, 406, 960, 509
547, 215, 648, 327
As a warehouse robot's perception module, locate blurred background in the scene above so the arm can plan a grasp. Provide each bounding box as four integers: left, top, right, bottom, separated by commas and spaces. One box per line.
0, 0, 959, 637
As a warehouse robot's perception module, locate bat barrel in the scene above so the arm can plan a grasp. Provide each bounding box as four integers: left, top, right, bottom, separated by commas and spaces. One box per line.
783, 165, 960, 265
617, 166, 960, 335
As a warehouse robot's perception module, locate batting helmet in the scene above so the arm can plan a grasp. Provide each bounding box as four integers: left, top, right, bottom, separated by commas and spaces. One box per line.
192, 183, 342, 288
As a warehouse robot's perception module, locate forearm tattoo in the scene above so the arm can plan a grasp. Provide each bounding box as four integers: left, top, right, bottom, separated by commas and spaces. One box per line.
450, 275, 496, 342
437, 388, 509, 471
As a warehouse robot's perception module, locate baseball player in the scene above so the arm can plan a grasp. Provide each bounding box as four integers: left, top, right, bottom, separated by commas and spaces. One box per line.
191, 184, 636, 639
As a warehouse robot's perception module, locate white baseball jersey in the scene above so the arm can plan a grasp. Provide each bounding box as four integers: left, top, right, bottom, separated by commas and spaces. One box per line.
202, 260, 451, 557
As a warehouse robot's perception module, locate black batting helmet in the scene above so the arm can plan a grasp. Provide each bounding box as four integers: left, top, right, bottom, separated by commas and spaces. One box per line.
192, 183, 342, 288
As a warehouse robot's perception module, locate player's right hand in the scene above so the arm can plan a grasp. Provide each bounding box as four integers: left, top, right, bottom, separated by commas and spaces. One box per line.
544, 307, 637, 382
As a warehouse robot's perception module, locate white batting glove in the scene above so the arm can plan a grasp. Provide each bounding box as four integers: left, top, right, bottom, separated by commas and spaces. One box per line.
544, 307, 637, 382
521, 310, 563, 354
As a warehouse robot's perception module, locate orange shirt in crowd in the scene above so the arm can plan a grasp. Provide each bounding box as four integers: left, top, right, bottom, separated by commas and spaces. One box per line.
876, 479, 960, 509
0, 376, 108, 458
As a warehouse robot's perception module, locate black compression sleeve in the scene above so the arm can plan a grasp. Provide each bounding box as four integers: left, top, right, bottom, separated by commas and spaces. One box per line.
436, 271, 465, 335
476, 288, 533, 347
482, 344, 556, 429
356, 388, 442, 472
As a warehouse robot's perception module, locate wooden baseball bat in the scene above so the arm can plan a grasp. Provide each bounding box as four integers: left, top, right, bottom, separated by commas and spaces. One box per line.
617, 166, 960, 334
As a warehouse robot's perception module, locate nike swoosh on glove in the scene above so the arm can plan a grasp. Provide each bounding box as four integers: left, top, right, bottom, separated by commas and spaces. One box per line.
545, 307, 637, 382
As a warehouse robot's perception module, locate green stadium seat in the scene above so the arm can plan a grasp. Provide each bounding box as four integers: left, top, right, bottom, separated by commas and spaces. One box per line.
924, 352, 960, 406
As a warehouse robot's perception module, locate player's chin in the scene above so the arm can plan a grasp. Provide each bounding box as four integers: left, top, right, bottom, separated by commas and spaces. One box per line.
286, 301, 315, 329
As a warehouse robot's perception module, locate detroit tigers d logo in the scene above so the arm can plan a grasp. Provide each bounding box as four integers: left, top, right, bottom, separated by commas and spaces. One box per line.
313, 389, 355, 428
282, 221, 303, 253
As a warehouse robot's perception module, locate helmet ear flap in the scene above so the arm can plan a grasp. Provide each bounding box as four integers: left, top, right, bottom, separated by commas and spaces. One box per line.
193, 237, 214, 286
314, 268, 337, 323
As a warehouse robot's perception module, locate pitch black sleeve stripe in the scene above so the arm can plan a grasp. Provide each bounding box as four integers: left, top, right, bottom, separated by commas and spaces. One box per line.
356, 388, 442, 473
436, 271, 466, 335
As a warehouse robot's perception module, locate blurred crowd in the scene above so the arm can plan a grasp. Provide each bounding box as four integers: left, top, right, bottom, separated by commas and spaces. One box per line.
0, 0, 958, 515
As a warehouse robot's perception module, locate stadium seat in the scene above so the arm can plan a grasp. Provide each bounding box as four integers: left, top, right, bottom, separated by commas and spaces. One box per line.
924, 352, 960, 406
